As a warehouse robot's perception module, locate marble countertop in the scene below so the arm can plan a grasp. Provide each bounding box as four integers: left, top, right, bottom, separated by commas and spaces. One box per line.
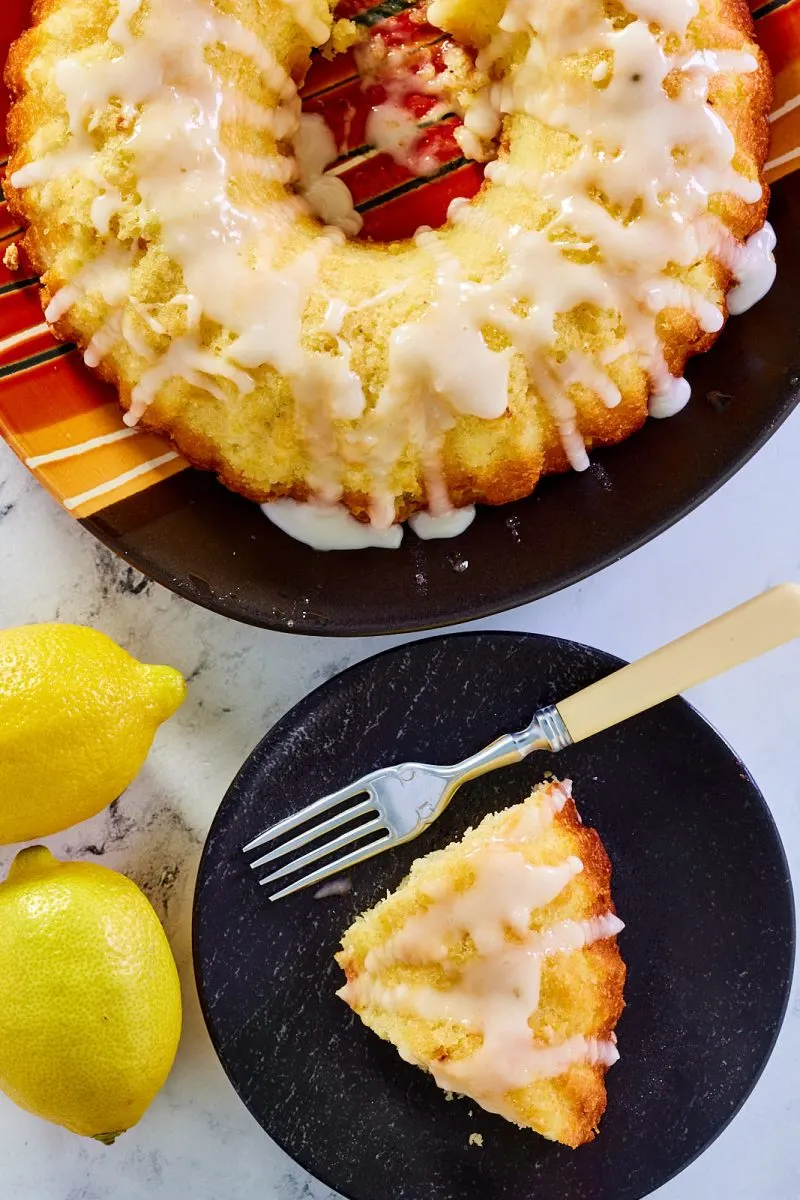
1, 413, 798, 1200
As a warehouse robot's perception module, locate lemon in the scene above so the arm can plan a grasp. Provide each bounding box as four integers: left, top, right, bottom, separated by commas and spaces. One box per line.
0, 624, 185, 844
0, 846, 182, 1140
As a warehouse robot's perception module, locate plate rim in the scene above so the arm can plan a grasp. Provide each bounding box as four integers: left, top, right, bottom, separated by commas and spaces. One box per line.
192, 629, 797, 1200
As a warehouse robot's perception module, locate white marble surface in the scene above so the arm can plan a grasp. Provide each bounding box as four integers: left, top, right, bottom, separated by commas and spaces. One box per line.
0, 411, 798, 1200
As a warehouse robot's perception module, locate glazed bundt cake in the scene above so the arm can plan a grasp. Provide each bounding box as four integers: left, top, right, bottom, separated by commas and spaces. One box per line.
336, 779, 626, 1147
5, 0, 773, 538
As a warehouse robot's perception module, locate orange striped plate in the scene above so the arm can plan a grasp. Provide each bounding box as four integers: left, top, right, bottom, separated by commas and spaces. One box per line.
0, 0, 796, 519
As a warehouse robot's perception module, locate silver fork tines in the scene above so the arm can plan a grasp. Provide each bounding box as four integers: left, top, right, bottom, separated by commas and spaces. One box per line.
258, 815, 387, 885
242, 778, 377, 853
267, 835, 393, 902
247, 795, 376, 869
242, 705, 572, 901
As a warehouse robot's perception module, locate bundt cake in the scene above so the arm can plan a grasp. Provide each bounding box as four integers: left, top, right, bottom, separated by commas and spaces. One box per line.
5, 0, 774, 541
336, 779, 626, 1147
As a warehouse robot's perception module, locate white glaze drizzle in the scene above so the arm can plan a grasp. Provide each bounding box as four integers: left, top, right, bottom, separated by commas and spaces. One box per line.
262, 499, 404, 549
366, 101, 434, 172
408, 504, 476, 539
338, 782, 624, 1112
363, 854, 585, 973
726, 223, 777, 316
624, 0, 698, 30
293, 113, 363, 236
11, 0, 776, 541
262, 498, 476, 548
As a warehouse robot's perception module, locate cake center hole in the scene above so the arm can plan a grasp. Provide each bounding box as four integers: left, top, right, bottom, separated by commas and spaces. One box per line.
294, 0, 492, 242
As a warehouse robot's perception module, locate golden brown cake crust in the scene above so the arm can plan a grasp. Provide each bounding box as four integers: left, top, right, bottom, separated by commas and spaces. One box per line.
4, 0, 773, 523
336, 780, 626, 1148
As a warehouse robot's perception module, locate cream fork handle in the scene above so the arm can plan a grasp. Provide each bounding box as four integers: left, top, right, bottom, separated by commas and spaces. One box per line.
556, 583, 800, 744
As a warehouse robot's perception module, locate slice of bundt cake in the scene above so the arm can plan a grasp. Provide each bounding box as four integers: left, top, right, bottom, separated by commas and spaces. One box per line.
336, 778, 625, 1147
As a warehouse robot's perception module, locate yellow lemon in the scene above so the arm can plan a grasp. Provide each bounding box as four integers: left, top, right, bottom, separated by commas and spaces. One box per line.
0, 624, 185, 844
0, 846, 182, 1141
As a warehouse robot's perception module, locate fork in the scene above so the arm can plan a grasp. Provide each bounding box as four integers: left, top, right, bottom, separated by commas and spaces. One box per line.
244, 584, 800, 900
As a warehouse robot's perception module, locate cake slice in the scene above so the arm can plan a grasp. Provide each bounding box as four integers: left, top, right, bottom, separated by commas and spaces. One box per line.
336, 779, 625, 1148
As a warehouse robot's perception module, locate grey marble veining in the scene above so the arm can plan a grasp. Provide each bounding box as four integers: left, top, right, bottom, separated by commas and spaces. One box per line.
1, 408, 799, 1200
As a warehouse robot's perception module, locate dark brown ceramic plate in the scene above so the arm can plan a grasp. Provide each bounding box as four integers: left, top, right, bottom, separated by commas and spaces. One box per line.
80, 176, 800, 635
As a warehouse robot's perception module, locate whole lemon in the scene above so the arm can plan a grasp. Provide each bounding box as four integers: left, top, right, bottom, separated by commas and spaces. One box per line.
0, 847, 182, 1140
0, 623, 185, 844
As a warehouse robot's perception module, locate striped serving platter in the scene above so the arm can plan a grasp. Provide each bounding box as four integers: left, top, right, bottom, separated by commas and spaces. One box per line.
0, 0, 797, 523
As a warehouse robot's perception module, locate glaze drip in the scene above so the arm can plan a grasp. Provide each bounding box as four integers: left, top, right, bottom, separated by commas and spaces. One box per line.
262, 498, 476, 548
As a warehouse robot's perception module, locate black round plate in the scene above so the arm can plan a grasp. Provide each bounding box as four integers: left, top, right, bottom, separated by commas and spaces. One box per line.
84, 178, 800, 637
194, 633, 795, 1200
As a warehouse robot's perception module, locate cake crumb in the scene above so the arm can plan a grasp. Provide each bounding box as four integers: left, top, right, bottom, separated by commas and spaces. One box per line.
444, 1091, 454, 1102
3, 243, 19, 271
324, 17, 366, 58
313, 877, 352, 900
468, 1133, 483, 1147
